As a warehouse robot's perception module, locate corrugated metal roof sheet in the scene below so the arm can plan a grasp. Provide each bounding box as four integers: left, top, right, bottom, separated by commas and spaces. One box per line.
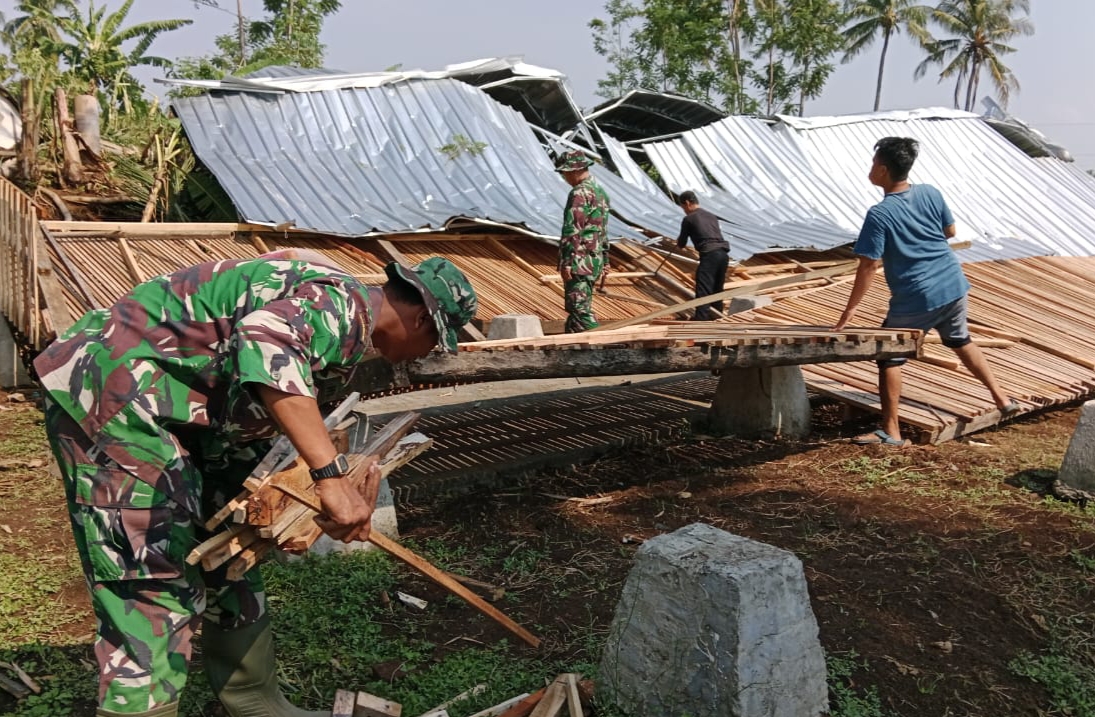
171, 77, 661, 241
643, 109, 1095, 261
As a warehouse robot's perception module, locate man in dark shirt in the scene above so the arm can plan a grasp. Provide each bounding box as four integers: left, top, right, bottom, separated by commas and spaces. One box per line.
676, 191, 731, 320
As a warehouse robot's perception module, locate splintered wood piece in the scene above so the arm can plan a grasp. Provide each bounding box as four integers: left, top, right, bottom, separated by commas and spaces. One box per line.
368, 531, 541, 649
200, 526, 259, 571
226, 541, 273, 581
270, 432, 431, 550
466, 693, 531, 717
186, 524, 249, 566
527, 678, 567, 717
497, 688, 546, 717
564, 674, 582, 717
354, 690, 402, 717
332, 689, 357, 717
205, 393, 361, 529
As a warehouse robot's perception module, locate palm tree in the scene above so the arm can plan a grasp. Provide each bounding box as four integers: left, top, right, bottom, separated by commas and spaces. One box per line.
841, 0, 931, 111
52, 0, 191, 96
914, 0, 1034, 111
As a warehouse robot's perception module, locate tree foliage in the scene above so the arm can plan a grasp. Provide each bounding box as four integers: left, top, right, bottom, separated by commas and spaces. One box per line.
841, 0, 932, 111
915, 0, 1033, 111
169, 0, 342, 95
590, 0, 845, 116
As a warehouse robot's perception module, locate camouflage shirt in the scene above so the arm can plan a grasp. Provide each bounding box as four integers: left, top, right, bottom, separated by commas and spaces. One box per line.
34, 258, 378, 513
558, 177, 610, 277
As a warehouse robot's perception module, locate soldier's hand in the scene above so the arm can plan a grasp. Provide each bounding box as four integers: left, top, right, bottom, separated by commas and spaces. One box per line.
560, 267, 572, 282
314, 459, 381, 542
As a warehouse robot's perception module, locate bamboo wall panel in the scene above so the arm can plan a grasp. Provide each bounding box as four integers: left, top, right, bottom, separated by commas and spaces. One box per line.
0, 178, 72, 347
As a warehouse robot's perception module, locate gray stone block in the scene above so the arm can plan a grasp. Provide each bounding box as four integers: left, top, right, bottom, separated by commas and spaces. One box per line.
487, 314, 544, 340
727, 295, 773, 315
0, 317, 30, 389
1059, 400, 1095, 493
708, 365, 811, 439
600, 523, 827, 717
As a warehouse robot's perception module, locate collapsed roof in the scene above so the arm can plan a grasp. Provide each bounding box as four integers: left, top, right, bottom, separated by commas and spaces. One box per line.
166, 61, 1095, 262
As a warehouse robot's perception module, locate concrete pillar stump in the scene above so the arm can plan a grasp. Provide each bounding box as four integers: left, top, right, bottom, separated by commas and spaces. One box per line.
0, 317, 30, 389
487, 314, 544, 340
708, 366, 810, 438
1059, 400, 1095, 494
600, 523, 827, 717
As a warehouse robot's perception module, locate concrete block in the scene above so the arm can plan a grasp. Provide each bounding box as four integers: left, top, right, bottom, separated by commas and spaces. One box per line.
727, 294, 773, 315
0, 317, 30, 389
1059, 400, 1095, 493
708, 365, 810, 438
600, 523, 827, 717
487, 314, 544, 340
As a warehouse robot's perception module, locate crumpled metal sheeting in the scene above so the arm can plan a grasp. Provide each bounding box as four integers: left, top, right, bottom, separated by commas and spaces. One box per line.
644, 135, 856, 259
645, 111, 1095, 261
174, 79, 572, 237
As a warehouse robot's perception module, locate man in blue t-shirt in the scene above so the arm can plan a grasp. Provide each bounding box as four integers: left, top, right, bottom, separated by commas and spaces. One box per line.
834, 137, 1018, 446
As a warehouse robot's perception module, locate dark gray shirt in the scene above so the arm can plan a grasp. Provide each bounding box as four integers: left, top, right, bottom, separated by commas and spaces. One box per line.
677, 207, 730, 254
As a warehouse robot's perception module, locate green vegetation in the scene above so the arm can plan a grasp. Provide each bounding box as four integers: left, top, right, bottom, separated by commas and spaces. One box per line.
591, 0, 1035, 115
1010, 650, 1095, 717
437, 135, 489, 162
827, 650, 891, 717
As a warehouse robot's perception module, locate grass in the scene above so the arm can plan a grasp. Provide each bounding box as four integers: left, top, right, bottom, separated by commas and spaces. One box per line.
1010, 650, 1095, 717
826, 650, 891, 717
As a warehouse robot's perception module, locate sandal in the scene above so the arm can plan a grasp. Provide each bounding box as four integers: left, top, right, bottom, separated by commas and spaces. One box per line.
1000, 399, 1021, 416
852, 429, 911, 447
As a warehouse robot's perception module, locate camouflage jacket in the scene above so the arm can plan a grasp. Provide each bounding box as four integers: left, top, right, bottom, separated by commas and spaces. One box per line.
558, 177, 610, 277
34, 259, 377, 512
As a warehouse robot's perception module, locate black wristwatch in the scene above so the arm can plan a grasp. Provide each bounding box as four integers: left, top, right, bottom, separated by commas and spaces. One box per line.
309, 454, 350, 481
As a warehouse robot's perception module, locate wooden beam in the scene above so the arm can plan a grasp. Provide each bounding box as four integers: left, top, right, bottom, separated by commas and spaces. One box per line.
406, 338, 920, 385
593, 260, 858, 331
42, 221, 242, 236
116, 236, 147, 284
486, 237, 564, 298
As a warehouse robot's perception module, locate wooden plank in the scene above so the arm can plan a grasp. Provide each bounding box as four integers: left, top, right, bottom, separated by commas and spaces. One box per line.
42, 221, 242, 236
497, 688, 546, 717
332, 689, 357, 717
527, 679, 567, 717
369, 531, 541, 649
117, 236, 147, 284
564, 674, 582, 717
593, 260, 859, 331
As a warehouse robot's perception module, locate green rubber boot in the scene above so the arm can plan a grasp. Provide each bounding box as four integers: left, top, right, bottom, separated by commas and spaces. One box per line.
201, 616, 327, 717
96, 704, 178, 717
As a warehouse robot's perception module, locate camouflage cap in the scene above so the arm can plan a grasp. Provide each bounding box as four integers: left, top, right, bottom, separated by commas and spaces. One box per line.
385, 257, 478, 353
554, 150, 593, 172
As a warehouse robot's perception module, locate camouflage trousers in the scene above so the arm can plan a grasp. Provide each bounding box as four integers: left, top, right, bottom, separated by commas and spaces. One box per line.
43, 399, 266, 714
564, 275, 600, 333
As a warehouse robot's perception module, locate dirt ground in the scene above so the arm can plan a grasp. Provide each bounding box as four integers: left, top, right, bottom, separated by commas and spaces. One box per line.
1, 391, 1093, 716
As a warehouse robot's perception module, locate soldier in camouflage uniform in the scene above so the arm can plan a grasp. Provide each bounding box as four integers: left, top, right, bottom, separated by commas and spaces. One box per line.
555, 150, 611, 333
34, 254, 477, 717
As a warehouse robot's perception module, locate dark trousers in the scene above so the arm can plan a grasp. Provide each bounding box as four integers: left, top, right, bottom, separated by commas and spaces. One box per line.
693, 248, 730, 320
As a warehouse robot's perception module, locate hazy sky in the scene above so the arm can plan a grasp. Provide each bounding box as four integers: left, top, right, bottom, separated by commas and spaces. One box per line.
67, 0, 1095, 171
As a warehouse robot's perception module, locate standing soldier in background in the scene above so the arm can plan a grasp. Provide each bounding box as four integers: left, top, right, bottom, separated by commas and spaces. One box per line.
675, 191, 731, 320
555, 150, 611, 333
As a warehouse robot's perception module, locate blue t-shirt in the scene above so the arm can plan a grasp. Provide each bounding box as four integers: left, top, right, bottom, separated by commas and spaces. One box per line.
854, 184, 970, 314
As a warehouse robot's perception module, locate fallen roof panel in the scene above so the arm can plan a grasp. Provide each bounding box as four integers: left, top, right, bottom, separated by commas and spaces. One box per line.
644, 109, 1094, 261
172, 77, 660, 242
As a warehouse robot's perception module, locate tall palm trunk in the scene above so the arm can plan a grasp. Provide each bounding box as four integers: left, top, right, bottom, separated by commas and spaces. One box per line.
236, 0, 245, 65
727, 0, 743, 113
964, 56, 980, 111
873, 28, 891, 112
